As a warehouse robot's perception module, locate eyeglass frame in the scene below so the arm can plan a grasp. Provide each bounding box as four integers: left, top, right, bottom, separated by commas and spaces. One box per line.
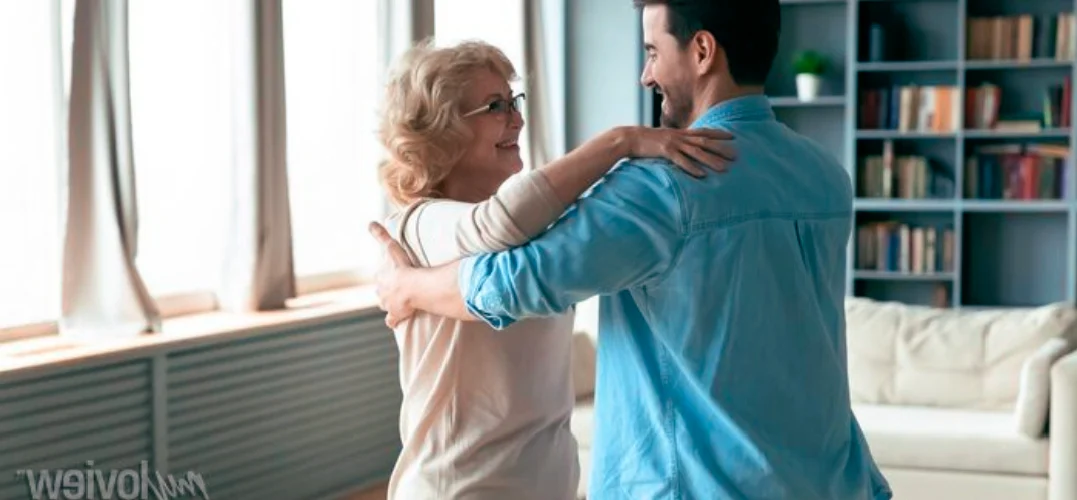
462, 92, 526, 118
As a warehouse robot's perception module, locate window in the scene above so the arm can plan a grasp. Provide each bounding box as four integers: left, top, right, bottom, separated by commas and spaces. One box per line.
434, 0, 531, 167
127, 1, 235, 299
283, 0, 386, 283
1, 0, 396, 337
0, 1, 71, 330
435, 0, 525, 69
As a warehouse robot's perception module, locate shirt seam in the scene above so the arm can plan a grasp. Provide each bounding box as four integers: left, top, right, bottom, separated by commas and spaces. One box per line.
644, 168, 690, 288
395, 200, 432, 266
656, 168, 683, 498
688, 210, 852, 233
411, 203, 434, 266
531, 169, 570, 219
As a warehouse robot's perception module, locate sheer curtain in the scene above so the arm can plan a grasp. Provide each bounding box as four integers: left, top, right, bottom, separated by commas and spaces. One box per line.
523, 0, 566, 169
61, 0, 160, 338
218, 0, 296, 312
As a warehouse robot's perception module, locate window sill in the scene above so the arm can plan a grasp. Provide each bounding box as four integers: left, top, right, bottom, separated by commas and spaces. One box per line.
0, 286, 384, 379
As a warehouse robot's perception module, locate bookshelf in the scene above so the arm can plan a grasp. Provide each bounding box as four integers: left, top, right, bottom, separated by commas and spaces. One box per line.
644, 0, 1077, 310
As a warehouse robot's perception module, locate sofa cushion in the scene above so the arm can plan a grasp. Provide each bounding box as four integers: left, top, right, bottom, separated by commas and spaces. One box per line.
845, 297, 1077, 411
571, 397, 595, 448
854, 403, 1049, 476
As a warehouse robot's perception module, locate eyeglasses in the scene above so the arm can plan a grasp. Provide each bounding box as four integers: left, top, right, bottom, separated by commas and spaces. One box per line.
463, 93, 526, 118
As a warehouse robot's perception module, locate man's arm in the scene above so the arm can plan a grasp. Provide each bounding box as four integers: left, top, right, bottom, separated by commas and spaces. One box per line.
388, 259, 471, 322
384, 160, 685, 328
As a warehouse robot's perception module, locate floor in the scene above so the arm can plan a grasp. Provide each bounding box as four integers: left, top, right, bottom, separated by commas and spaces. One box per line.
346, 482, 387, 500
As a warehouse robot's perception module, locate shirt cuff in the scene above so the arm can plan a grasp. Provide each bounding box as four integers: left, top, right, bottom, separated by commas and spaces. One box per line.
458, 254, 518, 330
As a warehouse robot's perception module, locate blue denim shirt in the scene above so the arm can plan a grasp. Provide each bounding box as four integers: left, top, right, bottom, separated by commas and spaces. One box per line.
458, 94, 892, 500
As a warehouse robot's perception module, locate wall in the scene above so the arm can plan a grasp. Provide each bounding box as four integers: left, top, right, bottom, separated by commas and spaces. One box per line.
565, 0, 644, 148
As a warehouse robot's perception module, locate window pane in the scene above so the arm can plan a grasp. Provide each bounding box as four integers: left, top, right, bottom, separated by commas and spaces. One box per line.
283, 0, 385, 279
128, 1, 233, 297
0, 1, 66, 328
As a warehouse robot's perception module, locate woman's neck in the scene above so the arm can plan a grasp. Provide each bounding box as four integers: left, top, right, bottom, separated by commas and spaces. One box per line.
438, 172, 506, 203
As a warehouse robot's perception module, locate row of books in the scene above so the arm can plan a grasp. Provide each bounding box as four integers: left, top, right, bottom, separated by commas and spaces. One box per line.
856, 222, 956, 275
860, 85, 961, 132
964, 143, 1071, 200
967, 13, 1075, 61
858, 141, 955, 199
861, 80, 1072, 131
964, 78, 1072, 129
967, 80, 1072, 130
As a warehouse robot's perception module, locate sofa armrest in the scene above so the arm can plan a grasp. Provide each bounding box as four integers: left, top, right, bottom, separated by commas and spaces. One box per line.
1049, 350, 1077, 500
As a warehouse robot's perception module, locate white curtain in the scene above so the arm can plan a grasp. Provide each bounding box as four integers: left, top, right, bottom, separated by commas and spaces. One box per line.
523, 0, 566, 169
61, 0, 160, 339
218, 0, 297, 312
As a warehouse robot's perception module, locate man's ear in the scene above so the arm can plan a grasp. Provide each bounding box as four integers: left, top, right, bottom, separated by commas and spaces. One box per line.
692, 30, 723, 76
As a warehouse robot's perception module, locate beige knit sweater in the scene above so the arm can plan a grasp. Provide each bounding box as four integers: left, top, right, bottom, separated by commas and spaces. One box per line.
384, 169, 580, 500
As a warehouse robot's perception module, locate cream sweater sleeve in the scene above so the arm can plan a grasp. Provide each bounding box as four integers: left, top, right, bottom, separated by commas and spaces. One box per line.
396, 169, 566, 268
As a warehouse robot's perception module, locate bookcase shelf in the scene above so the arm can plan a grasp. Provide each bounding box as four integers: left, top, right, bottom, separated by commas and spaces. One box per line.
854, 270, 956, 281
768, 0, 1077, 309
856, 129, 958, 139
770, 95, 848, 107
857, 60, 960, 71
962, 200, 1071, 211
963, 127, 1071, 138
780, 0, 847, 4
965, 58, 1073, 70
642, 0, 1077, 309
855, 198, 957, 211
859, 0, 960, 3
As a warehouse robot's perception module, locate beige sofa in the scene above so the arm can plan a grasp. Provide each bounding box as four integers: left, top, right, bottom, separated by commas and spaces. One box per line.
845, 297, 1077, 500
568, 299, 1077, 500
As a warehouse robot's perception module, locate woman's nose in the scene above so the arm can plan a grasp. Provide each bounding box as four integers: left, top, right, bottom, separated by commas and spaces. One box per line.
509, 109, 524, 129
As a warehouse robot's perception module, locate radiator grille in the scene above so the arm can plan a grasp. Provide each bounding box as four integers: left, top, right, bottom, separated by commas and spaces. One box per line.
0, 312, 402, 500
166, 315, 402, 500
0, 361, 153, 500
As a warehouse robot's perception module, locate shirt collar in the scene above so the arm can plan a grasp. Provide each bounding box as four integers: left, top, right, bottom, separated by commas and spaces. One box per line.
689, 93, 775, 128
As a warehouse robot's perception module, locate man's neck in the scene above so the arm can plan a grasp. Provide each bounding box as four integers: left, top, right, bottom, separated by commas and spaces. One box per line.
688, 79, 765, 127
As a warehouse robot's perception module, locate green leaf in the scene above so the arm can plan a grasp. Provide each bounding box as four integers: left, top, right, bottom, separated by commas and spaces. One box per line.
793, 50, 828, 75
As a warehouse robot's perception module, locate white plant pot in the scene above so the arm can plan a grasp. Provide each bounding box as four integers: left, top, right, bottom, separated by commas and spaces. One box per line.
796, 73, 822, 102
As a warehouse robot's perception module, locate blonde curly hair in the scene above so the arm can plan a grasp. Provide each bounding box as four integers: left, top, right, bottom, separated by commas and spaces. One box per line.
378, 39, 518, 206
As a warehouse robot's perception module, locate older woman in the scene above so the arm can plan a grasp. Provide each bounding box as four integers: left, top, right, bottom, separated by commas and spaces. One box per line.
374, 40, 734, 500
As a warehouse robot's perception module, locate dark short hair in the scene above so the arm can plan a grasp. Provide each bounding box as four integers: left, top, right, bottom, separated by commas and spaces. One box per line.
633, 0, 781, 86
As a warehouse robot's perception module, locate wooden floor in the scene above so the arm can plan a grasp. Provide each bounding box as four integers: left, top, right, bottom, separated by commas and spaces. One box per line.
346, 482, 387, 500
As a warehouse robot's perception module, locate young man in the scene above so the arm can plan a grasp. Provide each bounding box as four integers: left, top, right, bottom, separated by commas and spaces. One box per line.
370, 1, 892, 498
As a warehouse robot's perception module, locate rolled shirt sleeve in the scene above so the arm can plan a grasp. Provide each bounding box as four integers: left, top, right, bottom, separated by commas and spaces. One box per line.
459, 160, 686, 329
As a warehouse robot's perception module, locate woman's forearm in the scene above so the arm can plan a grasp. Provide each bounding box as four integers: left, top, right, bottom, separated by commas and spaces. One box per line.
537, 127, 631, 206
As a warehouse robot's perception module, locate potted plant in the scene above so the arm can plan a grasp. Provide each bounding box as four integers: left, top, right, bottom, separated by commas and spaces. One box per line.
793, 50, 827, 102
